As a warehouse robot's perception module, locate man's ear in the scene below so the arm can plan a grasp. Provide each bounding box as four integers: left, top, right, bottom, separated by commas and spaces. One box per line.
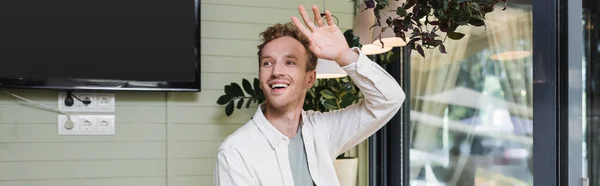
306, 70, 316, 88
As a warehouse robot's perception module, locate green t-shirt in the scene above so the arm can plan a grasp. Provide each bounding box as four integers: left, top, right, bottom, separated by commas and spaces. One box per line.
288, 126, 316, 186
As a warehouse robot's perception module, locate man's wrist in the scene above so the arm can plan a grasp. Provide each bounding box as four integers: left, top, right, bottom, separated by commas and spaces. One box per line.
334, 48, 359, 67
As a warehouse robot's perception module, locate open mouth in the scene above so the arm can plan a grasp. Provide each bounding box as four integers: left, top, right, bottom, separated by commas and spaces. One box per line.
270, 83, 289, 92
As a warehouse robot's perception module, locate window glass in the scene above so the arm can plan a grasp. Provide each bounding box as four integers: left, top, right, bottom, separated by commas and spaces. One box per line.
408, 4, 534, 186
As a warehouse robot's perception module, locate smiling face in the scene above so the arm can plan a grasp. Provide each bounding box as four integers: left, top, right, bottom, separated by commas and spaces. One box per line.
259, 36, 316, 110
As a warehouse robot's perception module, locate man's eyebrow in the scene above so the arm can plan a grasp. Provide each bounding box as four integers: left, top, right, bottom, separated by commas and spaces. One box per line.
260, 54, 298, 60
285, 54, 298, 59
260, 55, 271, 60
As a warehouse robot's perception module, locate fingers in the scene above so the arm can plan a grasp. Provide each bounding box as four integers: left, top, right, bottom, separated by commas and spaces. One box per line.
312, 5, 325, 27
291, 16, 312, 37
325, 10, 334, 26
298, 6, 317, 31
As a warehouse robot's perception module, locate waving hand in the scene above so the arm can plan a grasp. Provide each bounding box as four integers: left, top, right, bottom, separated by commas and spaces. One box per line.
291, 5, 356, 66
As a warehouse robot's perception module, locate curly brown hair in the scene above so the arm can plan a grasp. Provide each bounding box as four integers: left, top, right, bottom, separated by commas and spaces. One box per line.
257, 22, 317, 72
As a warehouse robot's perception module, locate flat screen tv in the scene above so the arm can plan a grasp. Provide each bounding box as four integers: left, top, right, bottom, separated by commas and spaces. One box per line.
0, 0, 201, 92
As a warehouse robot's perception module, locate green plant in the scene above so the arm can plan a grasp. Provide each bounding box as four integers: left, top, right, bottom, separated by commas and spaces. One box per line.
216, 78, 265, 116
217, 76, 362, 113
361, 0, 506, 57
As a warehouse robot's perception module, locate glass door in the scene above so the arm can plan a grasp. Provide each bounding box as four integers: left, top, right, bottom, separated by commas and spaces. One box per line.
368, 0, 581, 185
407, 3, 534, 185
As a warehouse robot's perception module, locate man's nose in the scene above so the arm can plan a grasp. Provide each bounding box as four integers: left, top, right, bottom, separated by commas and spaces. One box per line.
272, 62, 285, 77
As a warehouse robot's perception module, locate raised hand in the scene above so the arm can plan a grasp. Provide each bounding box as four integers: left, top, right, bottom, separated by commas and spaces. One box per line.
291, 5, 356, 65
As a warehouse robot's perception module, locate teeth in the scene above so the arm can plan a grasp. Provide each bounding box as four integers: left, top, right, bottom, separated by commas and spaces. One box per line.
271, 84, 288, 89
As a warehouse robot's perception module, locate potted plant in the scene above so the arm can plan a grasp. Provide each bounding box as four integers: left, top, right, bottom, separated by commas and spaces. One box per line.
334, 151, 359, 186
306, 77, 363, 186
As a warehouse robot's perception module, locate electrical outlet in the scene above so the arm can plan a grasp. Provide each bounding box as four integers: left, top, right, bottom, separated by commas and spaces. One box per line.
79, 118, 94, 133
58, 115, 115, 135
58, 115, 78, 135
58, 92, 115, 112
96, 115, 115, 134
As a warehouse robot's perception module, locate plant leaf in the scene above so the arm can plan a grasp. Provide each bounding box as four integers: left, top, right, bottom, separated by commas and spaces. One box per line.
471, 2, 483, 13
217, 95, 232, 105
468, 13, 486, 27
258, 90, 265, 103
339, 93, 354, 108
448, 23, 459, 33
308, 87, 317, 98
439, 22, 449, 32
338, 90, 349, 101
428, 39, 443, 47
389, 52, 400, 62
224, 85, 232, 96
344, 30, 362, 48
327, 79, 340, 93
320, 89, 336, 100
442, 0, 448, 11
416, 45, 425, 57
396, 7, 407, 16
439, 43, 447, 53
225, 101, 234, 116
365, 0, 375, 8
230, 83, 244, 97
341, 77, 350, 83
242, 78, 255, 97
403, 0, 417, 9
469, 18, 485, 27
447, 32, 466, 40
253, 78, 260, 94
253, 78, 265, 103
321, 99, 338, 110
246, 98, 253, 108
341, 82, 353, 92
236, 98, 244, 109
408, 38, 421, 45
398, 31, 407, 42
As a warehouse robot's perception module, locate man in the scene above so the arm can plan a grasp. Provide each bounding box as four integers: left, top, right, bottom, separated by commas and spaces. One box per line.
214, 5, 405, 186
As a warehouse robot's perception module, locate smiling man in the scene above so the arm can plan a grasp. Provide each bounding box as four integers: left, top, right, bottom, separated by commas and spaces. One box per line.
214, 5, 405, 186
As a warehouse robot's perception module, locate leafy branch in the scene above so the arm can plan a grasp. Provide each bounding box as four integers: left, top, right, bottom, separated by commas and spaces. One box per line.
362, 0, 507, 57
216, 78, 265, 116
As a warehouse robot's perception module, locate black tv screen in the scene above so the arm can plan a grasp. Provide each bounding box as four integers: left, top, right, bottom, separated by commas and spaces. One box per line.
0, 0, 200, 91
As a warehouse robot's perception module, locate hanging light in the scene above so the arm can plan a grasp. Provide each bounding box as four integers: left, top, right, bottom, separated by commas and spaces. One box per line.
490, 50, 531, 61
361, 44, 393, 54
314, 1, 348, 79
371, 0, 407, 47
353, 1, 394, 55
316, 58, 347, 79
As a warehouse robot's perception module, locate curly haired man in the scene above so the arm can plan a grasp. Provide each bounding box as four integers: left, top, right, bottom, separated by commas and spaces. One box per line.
215, 5, 405, 186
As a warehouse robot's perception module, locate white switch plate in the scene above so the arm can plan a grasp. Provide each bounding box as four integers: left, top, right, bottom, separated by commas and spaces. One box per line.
58, 92, 115, 112
58, 115, 115, 135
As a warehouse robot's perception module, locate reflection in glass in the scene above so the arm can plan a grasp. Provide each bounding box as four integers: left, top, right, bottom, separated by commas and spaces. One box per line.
584, 0, 600, 185
408, 4, 533, 186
